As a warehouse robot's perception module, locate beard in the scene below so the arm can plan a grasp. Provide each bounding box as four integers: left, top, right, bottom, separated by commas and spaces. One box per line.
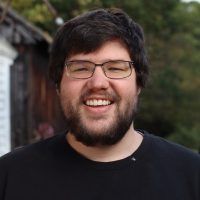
60, 90, 139, 147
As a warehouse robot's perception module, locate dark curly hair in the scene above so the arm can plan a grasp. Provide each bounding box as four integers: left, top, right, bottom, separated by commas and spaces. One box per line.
49, 8, 149, 89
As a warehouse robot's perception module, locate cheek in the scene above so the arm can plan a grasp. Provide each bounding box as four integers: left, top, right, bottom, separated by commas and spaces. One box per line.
60, 77, 85, 105
115, 80, 138, 99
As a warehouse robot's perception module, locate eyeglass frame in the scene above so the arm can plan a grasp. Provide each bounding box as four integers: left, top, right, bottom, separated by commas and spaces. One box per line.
64, 60, 135, 79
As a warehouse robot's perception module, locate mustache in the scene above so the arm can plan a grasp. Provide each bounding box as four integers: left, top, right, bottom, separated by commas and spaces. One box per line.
80, 90, 121, 102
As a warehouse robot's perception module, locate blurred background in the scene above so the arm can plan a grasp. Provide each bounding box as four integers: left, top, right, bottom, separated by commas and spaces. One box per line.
0, 0, 199, 156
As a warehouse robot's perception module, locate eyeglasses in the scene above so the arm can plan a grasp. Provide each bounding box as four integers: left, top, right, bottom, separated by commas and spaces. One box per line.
65, 60, 134, 79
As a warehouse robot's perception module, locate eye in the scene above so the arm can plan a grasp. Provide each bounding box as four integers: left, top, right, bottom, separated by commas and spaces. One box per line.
106, 65, 129, 73
107, 67, 124, 71
69, 63, 91, 72
104, 61, 130, 73
73, 66, 89, 72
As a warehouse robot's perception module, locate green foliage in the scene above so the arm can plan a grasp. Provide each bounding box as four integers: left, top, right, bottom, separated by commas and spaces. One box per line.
167, 125, 200, 151
3, 0, 199, 149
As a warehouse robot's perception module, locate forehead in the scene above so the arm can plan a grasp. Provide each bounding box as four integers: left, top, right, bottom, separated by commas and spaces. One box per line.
68, 40, 131, 63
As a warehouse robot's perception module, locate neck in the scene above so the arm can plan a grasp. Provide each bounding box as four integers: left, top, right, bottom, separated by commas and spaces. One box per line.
66, 125, 143, 162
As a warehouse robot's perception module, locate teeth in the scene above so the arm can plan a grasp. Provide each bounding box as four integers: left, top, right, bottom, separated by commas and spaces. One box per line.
86, 99, 111, 106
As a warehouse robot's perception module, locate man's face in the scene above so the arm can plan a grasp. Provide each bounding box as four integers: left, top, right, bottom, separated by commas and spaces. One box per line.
59, 40, 140, 146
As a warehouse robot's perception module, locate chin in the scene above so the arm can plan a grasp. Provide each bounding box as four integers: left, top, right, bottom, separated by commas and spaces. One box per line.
82, 119, 114, 133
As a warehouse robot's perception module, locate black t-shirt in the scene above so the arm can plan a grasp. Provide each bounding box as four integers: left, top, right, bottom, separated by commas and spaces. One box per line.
0, 131, 199, 200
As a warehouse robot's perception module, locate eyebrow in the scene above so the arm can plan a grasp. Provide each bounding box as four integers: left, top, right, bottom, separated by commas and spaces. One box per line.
67, 59, 131, 63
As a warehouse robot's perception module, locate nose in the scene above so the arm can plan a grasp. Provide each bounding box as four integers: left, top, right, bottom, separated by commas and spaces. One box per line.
86, 66, 109, 91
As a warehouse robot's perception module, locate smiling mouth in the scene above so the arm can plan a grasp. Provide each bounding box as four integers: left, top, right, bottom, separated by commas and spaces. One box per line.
84, 99, 113, 107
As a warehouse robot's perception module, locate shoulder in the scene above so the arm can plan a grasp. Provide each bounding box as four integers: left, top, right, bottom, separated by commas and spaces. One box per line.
0, 132, 66, 169
143, 131, 200, 169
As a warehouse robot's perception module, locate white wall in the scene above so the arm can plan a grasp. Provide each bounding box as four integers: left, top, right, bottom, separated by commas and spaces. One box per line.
0, 38, 17, 156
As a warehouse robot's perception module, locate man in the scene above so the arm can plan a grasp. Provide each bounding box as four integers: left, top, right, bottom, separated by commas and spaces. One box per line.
0, 8, 199, 200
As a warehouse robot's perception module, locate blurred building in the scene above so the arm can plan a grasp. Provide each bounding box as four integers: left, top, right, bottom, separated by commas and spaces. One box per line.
0, 4, 65, 156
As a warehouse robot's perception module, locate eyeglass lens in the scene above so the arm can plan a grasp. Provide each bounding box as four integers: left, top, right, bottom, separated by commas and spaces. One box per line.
66, 60, 132, 79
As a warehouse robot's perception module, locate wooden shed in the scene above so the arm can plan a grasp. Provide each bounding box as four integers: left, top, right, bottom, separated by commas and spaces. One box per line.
0, 4, 66, 155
